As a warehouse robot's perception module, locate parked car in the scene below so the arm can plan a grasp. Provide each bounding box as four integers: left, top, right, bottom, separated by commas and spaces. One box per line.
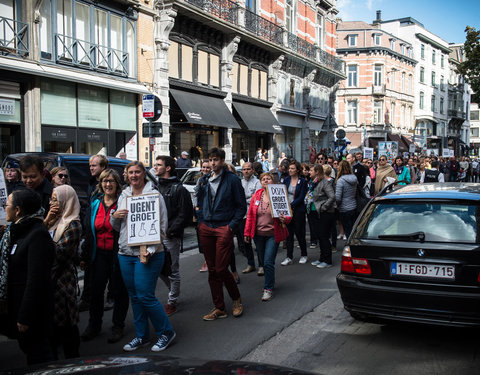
336, 183, 480, 327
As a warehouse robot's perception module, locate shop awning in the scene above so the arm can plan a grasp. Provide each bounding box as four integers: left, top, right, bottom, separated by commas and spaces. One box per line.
170, 89, 240, 129
387, 133, 408, 153
368, 138, 383, 150
232, 102, 282, 133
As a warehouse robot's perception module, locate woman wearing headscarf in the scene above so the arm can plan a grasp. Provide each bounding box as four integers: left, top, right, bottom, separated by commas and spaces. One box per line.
374, 156, 397, 194
0, 189, 55, 365
45, 184, 82, 359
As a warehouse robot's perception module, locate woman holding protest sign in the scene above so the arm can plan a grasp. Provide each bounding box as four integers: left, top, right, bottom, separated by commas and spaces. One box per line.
244, 172, 290, 301
110, 161, 175, 353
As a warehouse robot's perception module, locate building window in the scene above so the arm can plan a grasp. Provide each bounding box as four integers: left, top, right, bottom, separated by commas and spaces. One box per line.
390, 70, 395, 90
421, 44, 425, 59
285, 0, 296, 33
390, 39, 395, 50
419, 92, 424, 109
432, 50, 436, 65
348, 34, 357, 47
408, 47, 412, 58
347, 65, 358, 87
390, 102, 395, 125
409, 74, 413, 94
432, 71, 436, 86
316, 13, 325, 49
374, 64, 382, 86
431, 95, 436, 112
441, 54, 444, 68
471, 110, 480, 121
347, 101, 357, 124
373, 33, 381, 46
245, 0, 256, 11
440, 97, 444, 114
401, 105, 405, 126
401, 72, 406, 92
471, 128, 479, 137
420, 67, 425, 83
440, 75, 445, 91
373, 101, 383, 124
401, 44, 405, 55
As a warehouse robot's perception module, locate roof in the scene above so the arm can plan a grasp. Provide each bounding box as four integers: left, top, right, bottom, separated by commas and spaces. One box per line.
337, 21, 374, 31
377, 183, 480, 201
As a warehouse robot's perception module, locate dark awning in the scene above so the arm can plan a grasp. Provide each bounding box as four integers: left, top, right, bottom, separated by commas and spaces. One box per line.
387, 133, 408, 153
232, 102, 282, 133
368, 138, 383, 150
170, 89, 240, 129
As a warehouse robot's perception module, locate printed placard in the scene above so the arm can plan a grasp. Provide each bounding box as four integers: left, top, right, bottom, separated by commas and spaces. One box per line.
442, 149, 451, 158
126, 193, 161, 246
0, 170, 7, 225
266, 184, 293, 218
363, 147, 374, 160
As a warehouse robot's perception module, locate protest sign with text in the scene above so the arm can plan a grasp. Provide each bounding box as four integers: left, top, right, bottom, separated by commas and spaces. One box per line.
266, 184, 293, 218
126, 193, 162, 247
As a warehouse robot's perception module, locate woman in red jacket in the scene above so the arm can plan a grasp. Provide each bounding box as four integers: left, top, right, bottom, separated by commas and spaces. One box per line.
244, 172, 290, 301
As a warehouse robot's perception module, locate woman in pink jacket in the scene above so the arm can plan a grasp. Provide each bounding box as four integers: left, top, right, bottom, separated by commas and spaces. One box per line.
244, 172, 291, 301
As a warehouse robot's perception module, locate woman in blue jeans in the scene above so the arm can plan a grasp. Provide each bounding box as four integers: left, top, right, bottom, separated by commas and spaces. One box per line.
244, 173, 291, 301
111, 161, 175, 353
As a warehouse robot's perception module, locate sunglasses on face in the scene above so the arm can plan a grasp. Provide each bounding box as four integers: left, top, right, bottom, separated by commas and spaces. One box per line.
58, 174, 68, 179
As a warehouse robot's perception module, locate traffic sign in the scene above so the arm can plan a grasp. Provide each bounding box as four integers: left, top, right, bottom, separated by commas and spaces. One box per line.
142, 94, 155, 118
142, 122, 163, 138
336, 129, 346, 139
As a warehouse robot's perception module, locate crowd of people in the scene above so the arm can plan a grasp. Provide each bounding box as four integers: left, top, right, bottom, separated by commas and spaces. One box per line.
0, 148, 475, 366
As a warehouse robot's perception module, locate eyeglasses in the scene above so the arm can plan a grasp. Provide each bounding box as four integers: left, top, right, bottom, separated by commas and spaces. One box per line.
57, 173, 68, 179
333, 161, 338, 165
242, 168, 252, 171
102, 179, 116, 184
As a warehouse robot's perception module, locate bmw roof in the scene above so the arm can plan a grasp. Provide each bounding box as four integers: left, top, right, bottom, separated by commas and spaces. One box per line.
377, 183, 480, 201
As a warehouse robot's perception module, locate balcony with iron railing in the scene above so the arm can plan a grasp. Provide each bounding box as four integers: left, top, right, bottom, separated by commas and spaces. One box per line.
182, 0, 344, 76
448, 109, 466, 119
55, 34, 129, 77
0, 16, 29, 56
244, 8, 283, 45
185, 0, 238, 23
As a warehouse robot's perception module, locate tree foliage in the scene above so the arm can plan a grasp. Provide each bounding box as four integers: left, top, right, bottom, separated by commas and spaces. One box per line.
457, 26, 480, 103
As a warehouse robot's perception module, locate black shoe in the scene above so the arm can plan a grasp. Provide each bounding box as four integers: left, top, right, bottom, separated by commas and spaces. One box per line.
104, 298, 114, 311
78, 300, 90, 312
107, 326, 124, 344
81, 326, 100, 342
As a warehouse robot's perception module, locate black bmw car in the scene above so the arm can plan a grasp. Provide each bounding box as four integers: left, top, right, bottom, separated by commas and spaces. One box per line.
337, 183, 480, 327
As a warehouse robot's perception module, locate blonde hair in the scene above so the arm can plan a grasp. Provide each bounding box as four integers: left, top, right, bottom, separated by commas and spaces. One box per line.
335, 160, 353, 182
322, 164, 332, 177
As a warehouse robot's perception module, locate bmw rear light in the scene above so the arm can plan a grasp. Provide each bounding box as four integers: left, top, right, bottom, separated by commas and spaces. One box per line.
341, 246, 372, 275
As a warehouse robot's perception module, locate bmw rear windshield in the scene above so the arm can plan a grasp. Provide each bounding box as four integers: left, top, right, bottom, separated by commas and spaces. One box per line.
353, 200, 480, 243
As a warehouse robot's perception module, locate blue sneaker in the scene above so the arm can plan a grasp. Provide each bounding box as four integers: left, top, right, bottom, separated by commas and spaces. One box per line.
151, 331, 176, 352
316, 262, 333, 269
123, 337, 149, 352
311, 260, 321, 266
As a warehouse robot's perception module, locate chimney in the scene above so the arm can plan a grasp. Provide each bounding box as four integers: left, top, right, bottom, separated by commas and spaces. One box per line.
373, 10, 382, 26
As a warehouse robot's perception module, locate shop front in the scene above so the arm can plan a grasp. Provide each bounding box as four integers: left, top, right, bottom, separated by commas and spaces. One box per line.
0, 80, 23, 161
40, 78, 137, 158
276, 109, 305, 162
231, 96, 282, 164
169, 82, 240, 165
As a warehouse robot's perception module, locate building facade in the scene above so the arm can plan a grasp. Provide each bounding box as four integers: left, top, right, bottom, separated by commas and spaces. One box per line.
0, 0, 157, 162
335, 17, 416, 154
469, 102, 480, 155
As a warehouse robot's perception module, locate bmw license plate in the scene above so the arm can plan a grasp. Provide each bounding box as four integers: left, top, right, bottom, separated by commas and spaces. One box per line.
391, 262, 455, 280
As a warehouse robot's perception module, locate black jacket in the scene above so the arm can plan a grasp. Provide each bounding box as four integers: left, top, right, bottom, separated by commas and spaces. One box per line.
157, 176, 193, 238
5, 218, 55, 339
352, 162, 368, 189
34, 179, 53, 217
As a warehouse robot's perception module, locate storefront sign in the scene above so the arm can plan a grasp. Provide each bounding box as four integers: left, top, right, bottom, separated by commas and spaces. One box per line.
187, 112, 203, 121
126, 193, 162, 246
0, 170, 7, 225
363, 147, 374, 160
0, 99, 15, 116
266, 184, 293, 218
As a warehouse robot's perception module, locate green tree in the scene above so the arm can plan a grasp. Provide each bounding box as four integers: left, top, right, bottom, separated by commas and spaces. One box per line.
457, 26, 480, 103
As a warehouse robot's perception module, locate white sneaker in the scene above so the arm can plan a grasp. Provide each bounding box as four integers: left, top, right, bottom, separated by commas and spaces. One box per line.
337, 234, 342, 239
311, 260, 321, 266
299, 256, 308, 264
261, 289, 273, 301
309, 243, 317, 249
316, 262, 333, 269
342, 234, 347, 240
281, 257, 293, 266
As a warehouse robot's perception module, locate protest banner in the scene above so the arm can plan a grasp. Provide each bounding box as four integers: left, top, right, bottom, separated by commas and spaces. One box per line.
442, 149, 451, 158
266, 184, 293, 218
0, 170, 7, 225
126, 193, 162, 247
363, 147, 374, 160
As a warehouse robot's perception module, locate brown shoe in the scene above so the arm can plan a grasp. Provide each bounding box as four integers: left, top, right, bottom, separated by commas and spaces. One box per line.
203, 308, 228, 321
257, 267, 264, 276
232, 298, 243, 317
242, 265, 255, 274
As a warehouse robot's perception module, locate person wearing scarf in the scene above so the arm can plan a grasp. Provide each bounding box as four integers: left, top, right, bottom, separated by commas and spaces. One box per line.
0, 189, 55, 365
374, 156, 398, 194
393, 156, 411, 186
45, 184, 82, 359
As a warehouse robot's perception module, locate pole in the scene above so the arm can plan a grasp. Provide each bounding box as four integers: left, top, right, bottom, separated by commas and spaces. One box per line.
149, 118, 153, 168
